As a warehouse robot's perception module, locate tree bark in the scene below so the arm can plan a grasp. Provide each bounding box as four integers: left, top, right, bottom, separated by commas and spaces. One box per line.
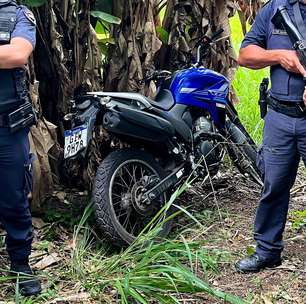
238, 0, 263, 34
104, 0, 162, 97
160, 0, 237, 80
29, 0, 103, 209
33, 0, 102, 126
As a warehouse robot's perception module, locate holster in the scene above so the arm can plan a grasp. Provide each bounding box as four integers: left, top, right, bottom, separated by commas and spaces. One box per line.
259, 78, 269, 119
8, 102, 37, 133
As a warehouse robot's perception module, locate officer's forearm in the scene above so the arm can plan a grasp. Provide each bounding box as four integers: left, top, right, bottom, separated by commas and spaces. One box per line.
0, 38, 33, 69
0, 45, 28, 68
238, 45, 280, 69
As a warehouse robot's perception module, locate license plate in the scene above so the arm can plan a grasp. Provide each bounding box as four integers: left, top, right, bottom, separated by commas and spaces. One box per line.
64, 125, 88, 159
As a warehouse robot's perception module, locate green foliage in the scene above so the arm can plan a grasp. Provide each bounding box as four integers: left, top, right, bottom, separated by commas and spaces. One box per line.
230, 14, 268, 144
246, 245, 256, 256
91, 10, 121, 57
91, 11, 121, 25
19, 0, 47, 7
289, 209, 306, 230
44, 208, 80, 228
233, 67, 267, 144
66, 195, 246, 304
156, 26, 169, 45
10, 183, 246, 303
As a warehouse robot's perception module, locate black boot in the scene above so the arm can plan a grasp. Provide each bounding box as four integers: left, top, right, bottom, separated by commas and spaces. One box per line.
10, 260, 42, 297
235, 253, 282, 273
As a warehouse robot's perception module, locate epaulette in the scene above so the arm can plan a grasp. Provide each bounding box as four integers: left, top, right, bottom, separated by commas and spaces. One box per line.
20, 5, 36, 26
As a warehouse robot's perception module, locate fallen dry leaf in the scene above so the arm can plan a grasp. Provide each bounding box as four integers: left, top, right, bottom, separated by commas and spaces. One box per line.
47, 292, 91, 303
30, 250, 47, 259
64, 239, 76, 251
33, 253, 61, 270
32, 217, 47, 229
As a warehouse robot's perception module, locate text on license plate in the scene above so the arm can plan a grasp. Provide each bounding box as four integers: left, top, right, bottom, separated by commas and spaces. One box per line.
64, 125, 88, 159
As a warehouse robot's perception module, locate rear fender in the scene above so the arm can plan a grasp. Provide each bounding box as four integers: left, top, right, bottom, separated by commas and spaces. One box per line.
72, 104, 100, 156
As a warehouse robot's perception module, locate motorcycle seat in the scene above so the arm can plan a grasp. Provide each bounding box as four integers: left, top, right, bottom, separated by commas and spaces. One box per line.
150, 89, 175, 111
87, 92, 153, 108
87, 90, 175, 111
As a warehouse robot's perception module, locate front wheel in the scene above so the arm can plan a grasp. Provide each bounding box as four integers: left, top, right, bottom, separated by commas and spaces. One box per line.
93, 149, 172, 248
226, 121, 263, 186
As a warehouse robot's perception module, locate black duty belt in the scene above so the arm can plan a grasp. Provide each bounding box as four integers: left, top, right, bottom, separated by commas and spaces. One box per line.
267, 96, 306, 118
0, 102, 36, 131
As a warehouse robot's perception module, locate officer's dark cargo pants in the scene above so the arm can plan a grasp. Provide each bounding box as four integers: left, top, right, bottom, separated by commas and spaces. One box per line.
0, 127, 33, 262
255, 108, 306, 258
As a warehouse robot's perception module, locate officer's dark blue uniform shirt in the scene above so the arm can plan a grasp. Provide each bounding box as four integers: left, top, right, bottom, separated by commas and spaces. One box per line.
241, 0, 306, 102
12, 6, 36, 48
0, 5, 36, 114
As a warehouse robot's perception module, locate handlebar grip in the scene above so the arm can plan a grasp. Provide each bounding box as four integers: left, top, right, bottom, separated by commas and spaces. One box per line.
211, 29, 224, 41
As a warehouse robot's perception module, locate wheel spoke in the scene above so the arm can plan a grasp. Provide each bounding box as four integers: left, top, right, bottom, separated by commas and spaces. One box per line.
131, 221, 140, 235
118, 168, 130, 189
112, 193, 122, 199
132, 165, 138, 184
127, 218, 134, 231
123, 165, 135, 188
140, 166, 145, 180
109, 158, 169, 239
118, 209, 129, 219
122, 212, 131, 229
112, 198, 122, 207
114, 181, 129, 190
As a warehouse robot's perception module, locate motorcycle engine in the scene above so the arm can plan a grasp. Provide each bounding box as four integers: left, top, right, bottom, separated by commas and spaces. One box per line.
194, 117, 222, 174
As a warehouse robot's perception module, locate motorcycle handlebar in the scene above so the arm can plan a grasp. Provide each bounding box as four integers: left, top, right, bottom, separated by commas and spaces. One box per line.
211, 29, 224, 42
142, 29, 225, 81
195, 28, 224, 66
196, 28, 224, 48
144, 70, 172, 82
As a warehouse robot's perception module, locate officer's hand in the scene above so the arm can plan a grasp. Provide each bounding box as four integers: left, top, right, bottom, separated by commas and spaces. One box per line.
277, 50, 306, 75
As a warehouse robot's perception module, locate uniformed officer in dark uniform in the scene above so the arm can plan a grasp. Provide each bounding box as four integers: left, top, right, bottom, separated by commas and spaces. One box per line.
0, 0, 41, 296
235, 0, 306, 273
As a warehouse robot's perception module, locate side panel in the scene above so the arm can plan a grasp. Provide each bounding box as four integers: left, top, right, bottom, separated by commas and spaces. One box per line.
102, 100, 175, 143
170, 68, 230, 127
153, 104, 193, 143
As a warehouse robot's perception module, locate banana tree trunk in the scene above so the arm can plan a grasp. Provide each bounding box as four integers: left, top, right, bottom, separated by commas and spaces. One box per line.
238, 0, 263, 34
104, 0, 162, 97
161, 0, 237, 80
105, 0, 261, 92
33, 0, 102, 126
28, 0, 103, 210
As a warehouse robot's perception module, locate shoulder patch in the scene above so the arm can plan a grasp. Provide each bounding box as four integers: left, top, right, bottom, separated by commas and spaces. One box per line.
22, 6, 36, 26
262, 0, 273, 8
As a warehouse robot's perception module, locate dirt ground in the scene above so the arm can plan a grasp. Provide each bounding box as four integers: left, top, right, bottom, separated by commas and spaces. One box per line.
183, 165, 306, 304
0, 165, 305, 304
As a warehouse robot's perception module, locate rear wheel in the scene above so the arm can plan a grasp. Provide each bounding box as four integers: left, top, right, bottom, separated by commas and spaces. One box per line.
93, 149, 172, 248
226, 121, 263, 186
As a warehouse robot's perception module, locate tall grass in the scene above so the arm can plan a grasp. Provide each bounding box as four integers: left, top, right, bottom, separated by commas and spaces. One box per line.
3, 183, 248, 303
230, 15, 269, 143
66, 186, 246, 304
